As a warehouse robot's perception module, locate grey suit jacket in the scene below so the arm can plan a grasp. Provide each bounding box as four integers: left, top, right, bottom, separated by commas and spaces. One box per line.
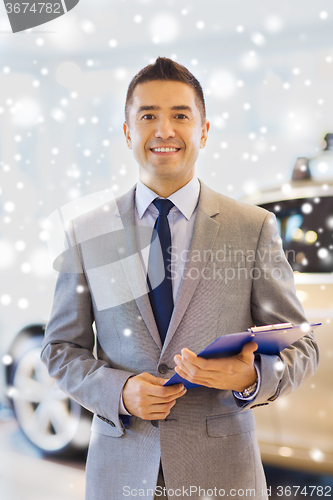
41, 179, 319, 500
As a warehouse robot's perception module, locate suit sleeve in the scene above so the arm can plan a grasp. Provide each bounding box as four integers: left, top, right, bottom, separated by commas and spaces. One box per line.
40, 220, 135, 434
235, 210, 320, 409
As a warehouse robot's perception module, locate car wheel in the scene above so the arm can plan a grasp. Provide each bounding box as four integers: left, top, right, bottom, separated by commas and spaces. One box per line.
7, 334, 92, 456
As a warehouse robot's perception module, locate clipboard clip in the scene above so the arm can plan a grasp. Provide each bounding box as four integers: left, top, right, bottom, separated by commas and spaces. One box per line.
248, 322, 293, 333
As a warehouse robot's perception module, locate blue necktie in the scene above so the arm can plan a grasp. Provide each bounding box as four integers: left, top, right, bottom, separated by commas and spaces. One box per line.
147, 199, 175, 343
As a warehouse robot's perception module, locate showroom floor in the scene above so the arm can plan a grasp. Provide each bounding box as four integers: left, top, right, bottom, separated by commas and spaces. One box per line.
0, 419, 85, 500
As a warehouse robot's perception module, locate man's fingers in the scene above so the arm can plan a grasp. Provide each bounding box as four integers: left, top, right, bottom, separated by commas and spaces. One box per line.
239, 341, 258, 360
174, 349, 207, 370
135, 373, 186, 399
149, 400, 177, 414
151, 385, 187, 402
140, 399, 178, 420
173, 342, 259, 389
149, 379, 186, 397
123, 374, 186, 418
149, 376, 171, 386
180, 348, 205, 366
139, 373, 166, 385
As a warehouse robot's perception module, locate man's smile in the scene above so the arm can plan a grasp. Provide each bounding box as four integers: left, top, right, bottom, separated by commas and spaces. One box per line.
149, 147, 181, 155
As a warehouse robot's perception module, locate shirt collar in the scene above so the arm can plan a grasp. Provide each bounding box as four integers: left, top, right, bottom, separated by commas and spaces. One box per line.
135, 176, 200, 221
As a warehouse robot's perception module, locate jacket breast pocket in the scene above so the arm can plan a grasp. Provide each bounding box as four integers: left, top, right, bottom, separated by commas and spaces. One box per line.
206, 410, 256, 437
216, 254, 246, 269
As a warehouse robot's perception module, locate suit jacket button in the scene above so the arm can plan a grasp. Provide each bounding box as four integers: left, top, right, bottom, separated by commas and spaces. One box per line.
151, 420, 159, 427
158, 364, 168, 374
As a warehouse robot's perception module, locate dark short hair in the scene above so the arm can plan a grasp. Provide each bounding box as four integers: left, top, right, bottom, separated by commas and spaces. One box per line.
125, 56, 206, 125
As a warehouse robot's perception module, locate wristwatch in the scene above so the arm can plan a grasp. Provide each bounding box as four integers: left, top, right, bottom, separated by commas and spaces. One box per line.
236, 380, 258, 398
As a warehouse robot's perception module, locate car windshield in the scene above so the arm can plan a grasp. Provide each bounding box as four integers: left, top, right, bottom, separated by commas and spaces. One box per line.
308, 153, 333, 179
260, 196, 333, 273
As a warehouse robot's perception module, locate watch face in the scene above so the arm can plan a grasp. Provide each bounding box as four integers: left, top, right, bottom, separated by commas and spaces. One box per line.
242, 382, 257, 397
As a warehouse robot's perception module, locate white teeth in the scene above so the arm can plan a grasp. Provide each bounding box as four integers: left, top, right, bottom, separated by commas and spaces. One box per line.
151, 148, 179, 152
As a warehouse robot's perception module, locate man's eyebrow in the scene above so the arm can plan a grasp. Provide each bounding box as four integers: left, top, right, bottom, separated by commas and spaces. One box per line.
171, 105, 193, 112
136, 105, 193, 114
136, 105, 159, 114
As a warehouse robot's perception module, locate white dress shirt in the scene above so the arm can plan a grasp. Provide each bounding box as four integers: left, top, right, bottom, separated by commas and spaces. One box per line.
134, 176, 200, 303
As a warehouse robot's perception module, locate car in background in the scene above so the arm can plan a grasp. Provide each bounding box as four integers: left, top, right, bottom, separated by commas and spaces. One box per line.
4, 324, 92, 456
1, 187, 118, 456
242, 133, 333, 473
2, 135, 333, 470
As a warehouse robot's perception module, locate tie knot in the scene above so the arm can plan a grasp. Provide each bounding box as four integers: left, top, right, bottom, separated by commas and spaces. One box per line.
153, 198, 174, 217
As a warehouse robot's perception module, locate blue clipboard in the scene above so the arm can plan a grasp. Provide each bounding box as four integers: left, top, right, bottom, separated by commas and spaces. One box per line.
164, 322, 321, 389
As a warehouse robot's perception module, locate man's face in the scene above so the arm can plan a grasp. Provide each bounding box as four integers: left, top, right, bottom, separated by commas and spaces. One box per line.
123, 80, 210, 186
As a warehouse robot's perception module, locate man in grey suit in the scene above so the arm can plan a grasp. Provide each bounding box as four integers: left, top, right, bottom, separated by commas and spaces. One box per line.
41, 57, 319, 500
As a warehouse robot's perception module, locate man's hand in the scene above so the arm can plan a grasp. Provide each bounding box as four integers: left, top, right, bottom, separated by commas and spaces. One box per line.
173, 342, 258, 392
122, 372, 187, 420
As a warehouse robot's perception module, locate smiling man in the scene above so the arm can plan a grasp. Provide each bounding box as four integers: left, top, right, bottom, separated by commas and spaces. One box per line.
123, 78, 208, 199
41, 57, 319, 500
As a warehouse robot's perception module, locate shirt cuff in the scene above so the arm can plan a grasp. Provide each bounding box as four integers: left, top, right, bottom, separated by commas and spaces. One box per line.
233, 361, 261, 401
119, 391, 132, 416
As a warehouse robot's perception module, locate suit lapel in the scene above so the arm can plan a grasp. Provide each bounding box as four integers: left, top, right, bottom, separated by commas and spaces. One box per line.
112, 185, 162, 350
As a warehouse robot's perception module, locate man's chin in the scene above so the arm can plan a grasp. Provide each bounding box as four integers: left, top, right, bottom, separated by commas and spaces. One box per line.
150, 166, 184, 179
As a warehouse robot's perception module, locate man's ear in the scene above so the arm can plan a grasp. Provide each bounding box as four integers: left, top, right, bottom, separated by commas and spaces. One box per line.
200, 119, 210, 149
123, 121, 132, 149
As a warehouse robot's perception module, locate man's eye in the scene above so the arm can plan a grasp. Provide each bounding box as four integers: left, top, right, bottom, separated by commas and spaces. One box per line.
142, 114, 154, 120
176, 114, 188, 119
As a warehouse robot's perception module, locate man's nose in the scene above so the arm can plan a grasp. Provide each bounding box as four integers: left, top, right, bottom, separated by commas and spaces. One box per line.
154, 118, 176, 139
